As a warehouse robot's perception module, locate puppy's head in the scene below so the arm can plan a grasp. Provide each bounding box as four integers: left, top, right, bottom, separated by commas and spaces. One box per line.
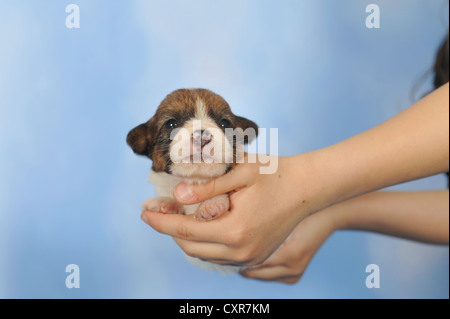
127, 89, 258, 179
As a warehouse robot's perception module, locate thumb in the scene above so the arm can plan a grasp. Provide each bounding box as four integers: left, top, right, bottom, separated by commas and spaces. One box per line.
173, 169, 246, 205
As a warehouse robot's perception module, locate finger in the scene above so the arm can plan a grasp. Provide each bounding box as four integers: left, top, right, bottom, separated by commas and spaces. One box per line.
173, 162, 254, 205
172, 237, 240, 265
141, 210, 228, 243
251, 243, 290, 268
241, 265, 289, 280
173, 237, 261, 266
241, 266, 302, 284
141, 197, 184, 214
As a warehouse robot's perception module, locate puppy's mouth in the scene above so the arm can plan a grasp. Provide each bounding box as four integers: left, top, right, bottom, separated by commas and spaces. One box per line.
166, 125, 235, 178
174, 133, 221, 164
177, 145, 217, 164
169, 140, 230, 179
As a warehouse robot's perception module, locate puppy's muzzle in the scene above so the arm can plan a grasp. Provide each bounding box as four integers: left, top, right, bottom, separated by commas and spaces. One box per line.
193, 129, 213, 147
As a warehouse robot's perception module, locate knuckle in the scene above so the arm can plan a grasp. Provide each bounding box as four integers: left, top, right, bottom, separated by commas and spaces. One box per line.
182, 245, 197, 258
192, 180, 216, 202
175, 223, 193, 240
234, 251, 251, 265
206, 178, 218, 198
234, 246, 260, 265
227, 224, 249, 246
226, 230, 244, 247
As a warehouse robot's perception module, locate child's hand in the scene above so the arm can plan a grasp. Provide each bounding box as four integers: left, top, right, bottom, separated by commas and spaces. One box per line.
141, 154, 314, 267
241, 189, 450, 283
240, 209, 336, 284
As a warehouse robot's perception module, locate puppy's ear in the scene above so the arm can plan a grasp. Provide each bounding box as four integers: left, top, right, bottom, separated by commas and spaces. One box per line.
126, 121, 156, 157
235, 116, 258, 144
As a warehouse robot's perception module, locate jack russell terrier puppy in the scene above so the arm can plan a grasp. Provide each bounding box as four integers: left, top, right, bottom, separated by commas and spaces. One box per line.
127, 88, 258, 273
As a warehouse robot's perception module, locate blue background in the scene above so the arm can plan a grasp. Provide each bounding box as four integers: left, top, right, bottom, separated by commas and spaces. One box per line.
0, 0, 448, 298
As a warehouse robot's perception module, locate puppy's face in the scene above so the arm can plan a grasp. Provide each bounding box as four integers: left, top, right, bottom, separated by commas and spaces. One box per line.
127, 89, 258, 179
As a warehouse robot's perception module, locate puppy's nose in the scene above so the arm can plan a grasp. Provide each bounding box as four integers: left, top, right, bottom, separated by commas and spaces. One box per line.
193, 129, 212, 147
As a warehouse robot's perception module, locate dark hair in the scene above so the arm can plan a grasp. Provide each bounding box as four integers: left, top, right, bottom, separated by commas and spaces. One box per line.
433, 33, 449, 184
433, 33, 449, 89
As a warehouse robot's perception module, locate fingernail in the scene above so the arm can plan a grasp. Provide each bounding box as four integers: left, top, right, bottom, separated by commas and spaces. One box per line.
141, 213, 149, 224
176, 183, 194, 201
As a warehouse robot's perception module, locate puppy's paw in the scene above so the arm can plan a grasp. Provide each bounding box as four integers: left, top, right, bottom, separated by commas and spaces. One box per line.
195, 195, 229, 221
141, 197, 184, 215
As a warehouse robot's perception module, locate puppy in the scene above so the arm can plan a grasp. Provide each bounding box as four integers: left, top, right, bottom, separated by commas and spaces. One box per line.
127, 88, 258, 273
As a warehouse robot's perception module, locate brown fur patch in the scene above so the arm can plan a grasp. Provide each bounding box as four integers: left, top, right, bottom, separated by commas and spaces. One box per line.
127, 88, 258, 174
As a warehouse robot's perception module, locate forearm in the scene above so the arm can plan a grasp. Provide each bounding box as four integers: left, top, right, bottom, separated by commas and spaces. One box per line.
291, 83, 449, 214
325, 191, 449, 244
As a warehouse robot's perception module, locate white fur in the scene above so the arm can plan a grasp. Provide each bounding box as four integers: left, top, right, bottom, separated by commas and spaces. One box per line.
146, 96, 245, 274
169, 98, 234, 178
195, 97, 209, 120
148, 171, 245, 274
148, 171, 202, 215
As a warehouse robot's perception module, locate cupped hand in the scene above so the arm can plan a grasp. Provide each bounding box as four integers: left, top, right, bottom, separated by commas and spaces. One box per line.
141, 154, 315, 266
240, 209, 336, 284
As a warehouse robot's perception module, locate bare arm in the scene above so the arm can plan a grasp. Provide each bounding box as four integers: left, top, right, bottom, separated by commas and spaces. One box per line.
143, 83, 449, 266
334, 190, 449, 244
242, 190, 449, 284
301, 82, 449, 213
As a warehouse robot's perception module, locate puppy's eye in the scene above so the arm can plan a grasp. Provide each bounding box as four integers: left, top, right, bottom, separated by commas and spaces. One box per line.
219, 119, 232, 129
164, 118, 178, 130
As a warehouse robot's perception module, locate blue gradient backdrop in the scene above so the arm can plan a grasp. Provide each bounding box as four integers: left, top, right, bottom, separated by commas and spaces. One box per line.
0, 0, 448, 298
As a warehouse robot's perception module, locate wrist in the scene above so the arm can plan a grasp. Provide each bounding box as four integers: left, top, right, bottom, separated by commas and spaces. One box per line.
318, 192, 385, 231
286, 148, 349, 217
316, 197, 361, 231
